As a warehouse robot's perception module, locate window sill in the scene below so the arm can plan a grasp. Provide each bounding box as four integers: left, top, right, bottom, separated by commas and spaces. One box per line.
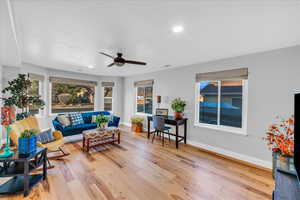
194, 123, 247, 136
135, 112, 152, 117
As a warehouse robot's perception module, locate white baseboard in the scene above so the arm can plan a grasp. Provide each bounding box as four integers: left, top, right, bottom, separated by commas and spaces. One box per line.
187, 140, 272, 169
120, 122, 131, 127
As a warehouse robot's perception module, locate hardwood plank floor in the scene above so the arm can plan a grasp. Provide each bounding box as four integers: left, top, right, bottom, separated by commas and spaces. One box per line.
0, 127, 274, 200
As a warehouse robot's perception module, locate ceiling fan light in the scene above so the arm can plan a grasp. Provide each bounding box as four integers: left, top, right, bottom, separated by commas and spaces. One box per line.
172, 25, 184, 33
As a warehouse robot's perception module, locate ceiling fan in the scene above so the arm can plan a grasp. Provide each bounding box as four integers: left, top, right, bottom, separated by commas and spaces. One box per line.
99, 52, 147, 67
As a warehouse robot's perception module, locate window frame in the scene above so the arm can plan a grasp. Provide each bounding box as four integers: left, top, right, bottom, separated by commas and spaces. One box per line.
28, 79, 44, 117
49, 82, 96, 115
194, 79, 248, 135
135, 86, 153, 116
103, 86, 113, 113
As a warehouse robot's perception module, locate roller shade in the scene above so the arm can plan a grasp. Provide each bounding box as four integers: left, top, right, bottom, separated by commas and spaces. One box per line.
101, 81, 115, 87
49, 76, 97, 87
134, 79, 154, 87
196, 68, 248, 82
28, 73, 45, 81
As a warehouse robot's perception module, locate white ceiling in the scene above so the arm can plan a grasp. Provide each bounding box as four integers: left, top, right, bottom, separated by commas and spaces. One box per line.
2, 0, 300, 76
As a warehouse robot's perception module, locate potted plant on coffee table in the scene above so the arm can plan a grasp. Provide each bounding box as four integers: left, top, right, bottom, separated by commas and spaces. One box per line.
171, 98, 186, 119
18, 129, 38, 154
131, 116, 144, 132
96, 114, 110, 129
263, 115, 294, 177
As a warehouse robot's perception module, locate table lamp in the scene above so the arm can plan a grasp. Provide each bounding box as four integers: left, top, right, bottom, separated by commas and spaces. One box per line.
0, 107, 15, 158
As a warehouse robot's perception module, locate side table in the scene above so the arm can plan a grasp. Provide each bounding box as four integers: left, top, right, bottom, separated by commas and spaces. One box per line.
0, 147, 47, 197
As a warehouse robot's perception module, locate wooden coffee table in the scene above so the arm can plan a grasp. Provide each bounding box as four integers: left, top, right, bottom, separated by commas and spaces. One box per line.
82, 127, 120, 152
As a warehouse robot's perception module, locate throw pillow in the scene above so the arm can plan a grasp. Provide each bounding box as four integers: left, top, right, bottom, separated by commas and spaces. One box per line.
57, 114, 71, 127
91, 115, 97, 123
69, 113, 85, 125
36, 128, 55, 144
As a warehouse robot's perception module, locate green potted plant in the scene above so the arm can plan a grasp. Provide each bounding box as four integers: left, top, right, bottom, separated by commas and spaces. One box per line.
96, 114, 110, 129
131, 116, 144, 132
18, 129, 38, 154
171, 98, 186, 119
1, 74, 45, 120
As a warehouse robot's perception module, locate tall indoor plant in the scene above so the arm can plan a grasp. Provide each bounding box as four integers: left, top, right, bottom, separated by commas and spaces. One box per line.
263, 116, 294, 176
171, 98, 186, 119
1, 74, 45, 120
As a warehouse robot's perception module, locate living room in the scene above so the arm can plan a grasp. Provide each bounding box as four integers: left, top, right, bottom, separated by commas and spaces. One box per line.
1, 0, 300, 199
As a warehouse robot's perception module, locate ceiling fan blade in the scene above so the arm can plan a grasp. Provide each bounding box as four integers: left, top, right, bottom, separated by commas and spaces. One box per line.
124, 60, 147, 65
99, 52, 114, 59
107, 63, 115, 67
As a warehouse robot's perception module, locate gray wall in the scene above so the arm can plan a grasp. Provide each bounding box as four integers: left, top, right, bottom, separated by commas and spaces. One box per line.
123, 45, 300, 167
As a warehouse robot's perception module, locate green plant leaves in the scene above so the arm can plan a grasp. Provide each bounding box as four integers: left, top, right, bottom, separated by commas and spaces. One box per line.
20, 129, 38, 138
171, 98, 186, 113
1, 74, 45, 118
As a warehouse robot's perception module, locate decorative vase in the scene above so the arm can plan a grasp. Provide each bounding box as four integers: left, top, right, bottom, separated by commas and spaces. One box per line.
18, 136, 37, 154
98, 123, 107, 130
272, 152, 295, 178
174, 112, 183, 119
132, 123, 143, 132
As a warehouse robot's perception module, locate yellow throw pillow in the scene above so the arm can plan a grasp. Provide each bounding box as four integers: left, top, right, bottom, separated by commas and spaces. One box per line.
91, 115, 97, 123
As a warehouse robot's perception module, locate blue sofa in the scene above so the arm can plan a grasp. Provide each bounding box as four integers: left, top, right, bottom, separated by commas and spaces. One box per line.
52, 111, 120, 137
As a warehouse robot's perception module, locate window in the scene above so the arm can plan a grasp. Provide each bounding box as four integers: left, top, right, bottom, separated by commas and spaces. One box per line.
136, 86, 153, 114
28, 79, 41, 115
104, 86, 113, 111
50, 77, 96, 113
196, 79, 247, 132
28, 73, 44, 116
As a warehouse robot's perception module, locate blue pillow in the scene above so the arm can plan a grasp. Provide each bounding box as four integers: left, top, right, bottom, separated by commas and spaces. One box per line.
36, 128, 55, 144
69, 113, 85, 125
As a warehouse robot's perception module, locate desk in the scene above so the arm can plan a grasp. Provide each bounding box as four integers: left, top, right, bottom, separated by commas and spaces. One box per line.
147, 116, 188, 149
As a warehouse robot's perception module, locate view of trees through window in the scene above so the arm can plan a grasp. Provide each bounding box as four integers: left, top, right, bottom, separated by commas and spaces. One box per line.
136, 86, 153, 114
51, 83, 95, 113
104, 86, 113, 111
28, 80, 40, 115
198, 80, 243, 128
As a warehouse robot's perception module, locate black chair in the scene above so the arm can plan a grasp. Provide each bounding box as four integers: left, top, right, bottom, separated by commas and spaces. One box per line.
151, 115, 171, 146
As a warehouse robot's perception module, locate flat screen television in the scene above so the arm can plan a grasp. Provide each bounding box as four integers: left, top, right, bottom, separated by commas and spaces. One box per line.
294, 94, 300, 180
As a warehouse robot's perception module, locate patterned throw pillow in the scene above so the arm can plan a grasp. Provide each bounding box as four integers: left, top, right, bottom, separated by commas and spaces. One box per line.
36, 128, 55, 144
69, 113, 85, 125
57, 114, 71, 127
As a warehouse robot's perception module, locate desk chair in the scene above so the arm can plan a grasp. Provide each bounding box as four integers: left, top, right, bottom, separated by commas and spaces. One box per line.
151, 115, 171, 146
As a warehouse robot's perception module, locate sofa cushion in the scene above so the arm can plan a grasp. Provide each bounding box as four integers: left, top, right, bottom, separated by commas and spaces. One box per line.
81, 111, 111, 124
69, 113, 84, 125
57, 114, 71, 127
91, 115, 97, 123
64, 123, 97, 131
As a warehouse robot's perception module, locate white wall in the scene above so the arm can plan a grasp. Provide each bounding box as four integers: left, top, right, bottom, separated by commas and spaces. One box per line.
1, 63, 124, 129
123, 45, 300, 168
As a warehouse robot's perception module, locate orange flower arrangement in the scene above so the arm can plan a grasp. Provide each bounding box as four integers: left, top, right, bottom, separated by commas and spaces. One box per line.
263, 116, 294, 159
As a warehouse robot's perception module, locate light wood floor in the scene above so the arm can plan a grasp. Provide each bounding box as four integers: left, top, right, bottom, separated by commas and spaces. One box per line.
1, 127, 274, 200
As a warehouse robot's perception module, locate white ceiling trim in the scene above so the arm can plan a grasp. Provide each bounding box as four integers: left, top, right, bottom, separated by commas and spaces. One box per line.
5, 0, 21, 66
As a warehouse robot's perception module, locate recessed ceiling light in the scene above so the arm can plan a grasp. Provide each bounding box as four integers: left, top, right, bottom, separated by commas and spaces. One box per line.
172, 25, 184, 33
88, 65, 94, 69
